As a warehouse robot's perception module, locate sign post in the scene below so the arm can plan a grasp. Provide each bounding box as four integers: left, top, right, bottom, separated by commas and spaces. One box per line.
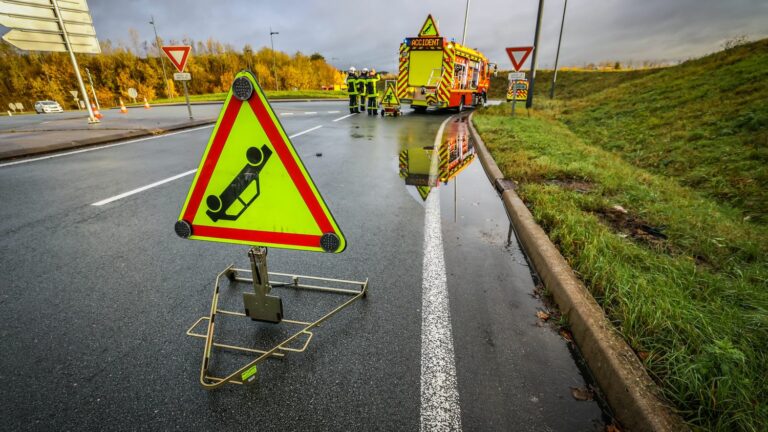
85, 67, 100, 110
0, 0, 101, 123
505, 47, 534, 116
162, 45, 193, 120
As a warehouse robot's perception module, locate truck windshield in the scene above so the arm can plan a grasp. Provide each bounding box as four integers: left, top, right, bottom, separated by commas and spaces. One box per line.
409, 51, 443, 87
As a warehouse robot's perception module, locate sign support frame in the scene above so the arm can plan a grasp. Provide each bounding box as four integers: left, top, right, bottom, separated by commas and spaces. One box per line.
51, 0, 97, 123
185, 247, 368, 389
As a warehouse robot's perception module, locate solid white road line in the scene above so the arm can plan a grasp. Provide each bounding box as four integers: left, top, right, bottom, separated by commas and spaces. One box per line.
89, 125, 323, 206
0, 124, 214, 169
420, 117, 462, 432
332, 113, 356, 122
91, 169, 197, 206
290, 125, 322, 137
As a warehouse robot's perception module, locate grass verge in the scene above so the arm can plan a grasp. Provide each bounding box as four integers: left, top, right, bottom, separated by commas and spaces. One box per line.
473, 103, 767, 430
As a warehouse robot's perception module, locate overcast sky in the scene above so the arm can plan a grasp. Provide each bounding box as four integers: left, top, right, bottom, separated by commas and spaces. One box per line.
84, 0, 767, 71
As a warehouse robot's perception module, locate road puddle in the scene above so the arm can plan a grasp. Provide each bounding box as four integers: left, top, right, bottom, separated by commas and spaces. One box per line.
396, 114, 475, 203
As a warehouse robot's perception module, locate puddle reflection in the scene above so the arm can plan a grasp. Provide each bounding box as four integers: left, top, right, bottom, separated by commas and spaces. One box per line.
397, 117, 475, 202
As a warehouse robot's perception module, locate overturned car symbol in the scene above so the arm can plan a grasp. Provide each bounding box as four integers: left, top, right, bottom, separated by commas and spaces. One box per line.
206, 144, 272, 222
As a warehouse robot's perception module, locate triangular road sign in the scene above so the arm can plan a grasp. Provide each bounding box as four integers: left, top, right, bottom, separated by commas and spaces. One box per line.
381, 84, 399, 106
418, 14, 439, 37
175, 70, 346, 253
162, 45, 191, 72
505, 46, 534, 71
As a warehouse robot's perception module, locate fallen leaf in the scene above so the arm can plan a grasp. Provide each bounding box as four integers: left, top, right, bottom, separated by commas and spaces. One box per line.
536, 310, 550, 321
570, 386, 594, 401
559, 329, 573, 342
612, 205, 628, 214
637, 351, 650, 361
605, 423, 622, 432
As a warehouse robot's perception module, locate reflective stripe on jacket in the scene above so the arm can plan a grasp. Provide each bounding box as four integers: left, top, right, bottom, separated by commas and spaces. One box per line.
365, 74, 380, 96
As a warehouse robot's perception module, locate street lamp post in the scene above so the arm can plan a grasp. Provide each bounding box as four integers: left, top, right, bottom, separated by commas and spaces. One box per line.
149, 16, 171, 99
525, 0, 545, 109
270, 27, 279, 91
461, 0, 471, 45
550, 0, 568, 99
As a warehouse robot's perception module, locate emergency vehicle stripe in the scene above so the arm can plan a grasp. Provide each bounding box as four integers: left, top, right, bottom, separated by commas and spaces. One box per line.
438, 44, 454, 103
397, 43, 410, 99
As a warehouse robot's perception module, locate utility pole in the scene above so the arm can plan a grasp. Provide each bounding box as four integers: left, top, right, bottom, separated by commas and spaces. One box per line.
270, 27, 279, 91
150, 16, 171, 99
461, 0, 471, 45
526, 0, 545, 109
85, 67, 100, 110
550, 0, 568, 99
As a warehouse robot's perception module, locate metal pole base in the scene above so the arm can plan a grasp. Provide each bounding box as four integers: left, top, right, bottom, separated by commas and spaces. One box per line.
186, 251, 368, 390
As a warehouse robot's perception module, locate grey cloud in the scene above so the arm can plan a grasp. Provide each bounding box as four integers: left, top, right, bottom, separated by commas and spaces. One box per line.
89, 0, 768, 70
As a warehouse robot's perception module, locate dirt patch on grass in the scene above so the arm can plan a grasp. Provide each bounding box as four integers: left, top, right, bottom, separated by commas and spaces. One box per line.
546, 178, 595, 194
594, 206, 672, 251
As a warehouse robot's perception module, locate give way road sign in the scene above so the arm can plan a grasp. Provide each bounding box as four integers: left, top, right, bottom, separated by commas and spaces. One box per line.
505, 46, 534, 71
162, 45, 191, 72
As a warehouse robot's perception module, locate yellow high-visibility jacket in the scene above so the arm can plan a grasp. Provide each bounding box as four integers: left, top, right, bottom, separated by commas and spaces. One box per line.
346, 74, 358, 95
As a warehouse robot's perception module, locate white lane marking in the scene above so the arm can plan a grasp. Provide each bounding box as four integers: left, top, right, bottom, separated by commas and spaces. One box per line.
305, 111, 317, 115
0, 124, 214, 169
420, 116, 462, 432
332, 113, 356, 122
289, 125, 322, 138
327, 110, 340, 114
89, 125, 323, 206
91, 169, 197, 206
280, 112, 294, 116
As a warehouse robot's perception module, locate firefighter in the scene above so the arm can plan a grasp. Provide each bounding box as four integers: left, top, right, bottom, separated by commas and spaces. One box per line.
346, 67, 359, 114
365, 68, 381, 115
357, 68, 368, 113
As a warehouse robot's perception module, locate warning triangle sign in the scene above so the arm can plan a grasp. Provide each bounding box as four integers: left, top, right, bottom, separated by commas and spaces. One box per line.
162, 45, 191, 72
175, 70, 346, 253
381, 84, 399, 106
505, 46, 534, 71
418, 14, 439, 37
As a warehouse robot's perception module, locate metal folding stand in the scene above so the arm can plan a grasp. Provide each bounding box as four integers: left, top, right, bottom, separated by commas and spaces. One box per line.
186, 246, 368, 389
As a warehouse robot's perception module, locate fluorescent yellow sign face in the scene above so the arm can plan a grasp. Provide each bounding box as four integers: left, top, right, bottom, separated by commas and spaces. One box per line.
419, 14, 440, 37
381, 84, 400, 106
176, 71, 346, 253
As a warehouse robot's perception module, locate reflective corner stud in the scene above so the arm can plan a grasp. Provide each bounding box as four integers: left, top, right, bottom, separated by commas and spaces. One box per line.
320, 233, 341, 253
175, 220, 192, 238
232, 76, 253, 101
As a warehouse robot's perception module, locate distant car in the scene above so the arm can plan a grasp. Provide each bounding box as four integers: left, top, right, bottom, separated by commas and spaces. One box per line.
34, 100, 64, 114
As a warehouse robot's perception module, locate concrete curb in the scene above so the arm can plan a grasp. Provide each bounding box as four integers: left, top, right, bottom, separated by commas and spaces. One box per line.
0, 118, 215, 161
467, 112, 687, 432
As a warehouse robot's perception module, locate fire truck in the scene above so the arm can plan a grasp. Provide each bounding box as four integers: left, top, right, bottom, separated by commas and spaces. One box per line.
397, 14, 496, 112
398, 120, 475, 200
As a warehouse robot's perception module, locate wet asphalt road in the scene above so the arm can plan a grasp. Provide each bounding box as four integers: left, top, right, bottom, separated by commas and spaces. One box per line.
0, 100, 606, 431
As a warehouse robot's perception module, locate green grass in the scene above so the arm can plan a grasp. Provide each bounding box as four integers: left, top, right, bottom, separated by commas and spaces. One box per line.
489, 68, 660, 101
545, 40, 768, 223
474, 39, 768, 431
142, 89, 346, 105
